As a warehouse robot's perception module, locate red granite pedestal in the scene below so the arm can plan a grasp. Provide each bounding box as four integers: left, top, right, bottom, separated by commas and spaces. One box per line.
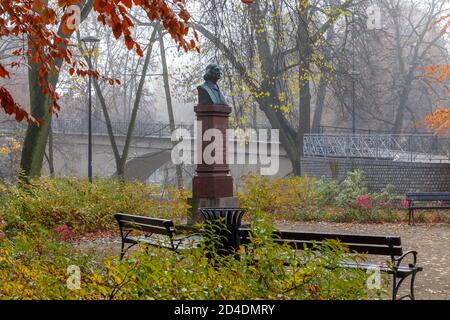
188, 104, 239, 224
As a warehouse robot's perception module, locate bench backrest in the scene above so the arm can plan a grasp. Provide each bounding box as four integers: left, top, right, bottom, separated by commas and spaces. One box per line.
239, 229, 403, 257
114, 213, 175, 237
406, 192, 450, 202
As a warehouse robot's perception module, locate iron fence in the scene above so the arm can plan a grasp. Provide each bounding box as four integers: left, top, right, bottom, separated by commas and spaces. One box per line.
304, 134, 450, 163
0, 119, 271, 138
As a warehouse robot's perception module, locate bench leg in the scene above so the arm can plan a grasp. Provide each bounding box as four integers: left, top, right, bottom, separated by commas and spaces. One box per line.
409, 271, 417, 300
119, 241, 137, 260
120, 240, 125, 260
392, 275, 398, 300
392, 272, 418, 300
408, 208, 416, 227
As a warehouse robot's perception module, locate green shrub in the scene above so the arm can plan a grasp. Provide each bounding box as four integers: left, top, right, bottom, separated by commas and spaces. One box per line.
239, 175, 326, 220
313, 176, 339, 204
0, 177, 391, 300
335, 169, 368, 207
88, 207, 387, 300
0, 177, 188, 236
0, 214, 388, 300
239, 173, 418, 223
0, 225, 103, 299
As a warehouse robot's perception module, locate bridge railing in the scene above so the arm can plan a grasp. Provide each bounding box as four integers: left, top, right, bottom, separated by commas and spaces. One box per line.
1, 118, 273, 138
50, 119, 197, 138
304, 134, 450, 163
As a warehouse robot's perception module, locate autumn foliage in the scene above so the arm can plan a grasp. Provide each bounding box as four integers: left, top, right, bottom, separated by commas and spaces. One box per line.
417, 108, 450, 134
417, 14, 449, 134
0, 0, 201, 124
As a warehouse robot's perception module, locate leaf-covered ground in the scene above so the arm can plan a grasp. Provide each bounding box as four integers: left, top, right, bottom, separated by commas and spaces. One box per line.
78, 221, 449, 300
277, 221, 450, 300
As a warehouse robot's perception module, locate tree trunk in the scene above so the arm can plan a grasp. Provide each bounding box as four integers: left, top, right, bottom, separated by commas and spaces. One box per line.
47, 124, 55, 176
20, 60, 52, 180
312, 76, 327, 133
312, 27, 333, 133
159, 29, 184, 190
391, 74, 414, 134
19, 1, 93, 180
297, 10, 312, 175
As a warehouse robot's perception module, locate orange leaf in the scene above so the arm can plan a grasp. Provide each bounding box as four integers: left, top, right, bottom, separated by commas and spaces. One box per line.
0, 64, 10, 78
121, 0, 133, 9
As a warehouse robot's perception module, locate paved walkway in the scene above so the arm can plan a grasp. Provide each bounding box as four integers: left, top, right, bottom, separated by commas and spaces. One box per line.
79, 222, 449, 300
276, 221, 449, 300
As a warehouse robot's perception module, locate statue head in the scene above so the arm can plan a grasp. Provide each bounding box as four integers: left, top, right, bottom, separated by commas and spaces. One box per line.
203, 64, 222, 83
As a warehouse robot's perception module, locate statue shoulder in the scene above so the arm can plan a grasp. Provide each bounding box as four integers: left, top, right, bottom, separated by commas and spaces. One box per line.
198, 81, 214, 89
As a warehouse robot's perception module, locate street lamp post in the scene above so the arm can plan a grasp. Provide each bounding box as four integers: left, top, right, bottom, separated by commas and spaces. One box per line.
81, 36, 100, 183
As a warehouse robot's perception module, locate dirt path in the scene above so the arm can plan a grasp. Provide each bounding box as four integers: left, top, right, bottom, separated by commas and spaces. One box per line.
276, 221, 449, 300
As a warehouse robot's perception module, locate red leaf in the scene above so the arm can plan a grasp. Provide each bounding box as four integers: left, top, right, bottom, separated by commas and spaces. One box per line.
121, 0, 133, 9
0, 64, 10, 79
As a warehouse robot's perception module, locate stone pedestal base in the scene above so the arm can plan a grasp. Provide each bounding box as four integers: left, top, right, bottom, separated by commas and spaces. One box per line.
187, 197, 240, 224
192, 175, 234, 198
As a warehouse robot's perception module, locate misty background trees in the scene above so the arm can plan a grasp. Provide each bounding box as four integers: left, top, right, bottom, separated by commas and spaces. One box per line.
0, 0, 448, 182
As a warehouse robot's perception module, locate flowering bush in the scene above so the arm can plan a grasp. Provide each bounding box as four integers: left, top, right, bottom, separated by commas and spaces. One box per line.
335, 170, 368, 207
401, 198, 409, 209
55, 224, 72, 242
239, 172, 448, 223
356, 195, 372, 210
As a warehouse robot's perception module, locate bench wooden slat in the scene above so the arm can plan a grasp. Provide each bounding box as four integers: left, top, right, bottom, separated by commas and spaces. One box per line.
239, 229, 403, 256
406, 192, 450, 201
274, 240, 403, 256
115, 213, 174, 229
239, 229, 401, 246
120, 221, 173, 236
273, 230, 401, 246
408, 206, 450, 210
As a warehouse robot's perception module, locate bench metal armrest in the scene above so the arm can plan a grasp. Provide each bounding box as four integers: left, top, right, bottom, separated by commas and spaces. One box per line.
393, 250, 418, 269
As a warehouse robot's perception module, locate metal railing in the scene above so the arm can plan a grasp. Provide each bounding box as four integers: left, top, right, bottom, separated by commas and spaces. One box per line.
50, 119, 192, 138
0, 119, 195, 138
0, 118, 271, 138
317, 125, 432, 135
304, 134, 450, 163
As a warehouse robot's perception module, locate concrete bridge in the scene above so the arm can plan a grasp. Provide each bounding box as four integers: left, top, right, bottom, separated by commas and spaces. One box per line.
0, 119, 292, 187
2, 119, 449, 192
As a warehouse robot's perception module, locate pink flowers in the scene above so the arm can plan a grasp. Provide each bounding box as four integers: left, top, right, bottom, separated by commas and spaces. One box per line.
401, 198, 409, 209
356, 195, 372, 209
55, 224, 72, 242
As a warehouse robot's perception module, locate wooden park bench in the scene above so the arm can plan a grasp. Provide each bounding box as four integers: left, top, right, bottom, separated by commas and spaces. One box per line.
114, 213, 200, 259
406, 192, 450, 226
239, 228, 423, 300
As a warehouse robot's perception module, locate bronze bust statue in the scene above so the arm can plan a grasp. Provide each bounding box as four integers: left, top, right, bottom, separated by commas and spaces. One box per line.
197, 64, 227, 105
